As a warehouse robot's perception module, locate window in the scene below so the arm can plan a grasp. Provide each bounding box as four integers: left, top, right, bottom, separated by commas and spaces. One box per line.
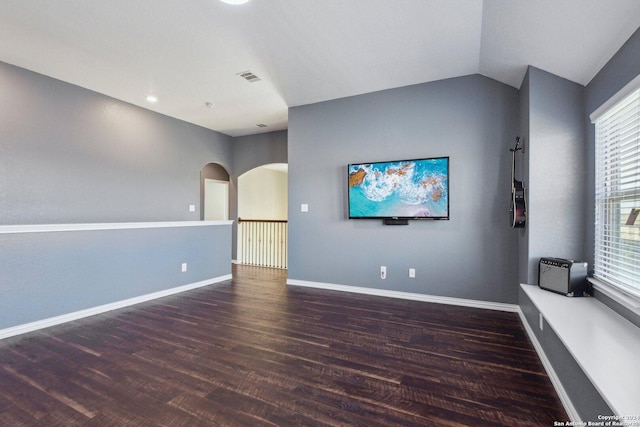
593, 83, 640, 299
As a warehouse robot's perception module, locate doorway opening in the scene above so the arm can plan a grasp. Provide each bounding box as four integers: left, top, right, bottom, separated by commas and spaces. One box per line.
237, 163, 288, 269
201, 163, 230, 221
204, 179, 229, 220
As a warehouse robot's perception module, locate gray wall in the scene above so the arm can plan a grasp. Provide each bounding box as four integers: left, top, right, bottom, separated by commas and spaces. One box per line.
0, 61, 233, 225
232, 130, 288, 177
288, 75, 520, 304
0, 61, 234, 332
523, 67, 586, 284
517, 70, 531, 284
0, 224, 231, 330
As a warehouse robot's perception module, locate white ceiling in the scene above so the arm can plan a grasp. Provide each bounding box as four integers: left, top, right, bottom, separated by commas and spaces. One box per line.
1, 0, 639, 137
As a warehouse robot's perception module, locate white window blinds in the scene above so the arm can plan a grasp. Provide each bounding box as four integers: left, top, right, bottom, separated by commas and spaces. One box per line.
593, 85, 640, 298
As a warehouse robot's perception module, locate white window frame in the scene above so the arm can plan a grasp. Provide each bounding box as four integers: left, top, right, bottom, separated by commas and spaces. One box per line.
590, 74, 640, 310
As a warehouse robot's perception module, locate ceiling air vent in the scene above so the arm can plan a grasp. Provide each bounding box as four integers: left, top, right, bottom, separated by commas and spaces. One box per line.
256, 123, 268, 128
237, 71, 261, 83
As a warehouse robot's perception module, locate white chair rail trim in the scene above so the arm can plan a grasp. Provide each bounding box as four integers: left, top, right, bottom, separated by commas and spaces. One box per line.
0, 220, 234, 234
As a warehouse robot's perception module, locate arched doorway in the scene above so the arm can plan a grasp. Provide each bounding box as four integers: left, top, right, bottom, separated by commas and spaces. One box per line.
237, 163, 288, 268
200, 163, 230, 221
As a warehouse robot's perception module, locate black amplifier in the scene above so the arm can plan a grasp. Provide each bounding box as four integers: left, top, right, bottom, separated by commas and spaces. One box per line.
538, 257, 589, 297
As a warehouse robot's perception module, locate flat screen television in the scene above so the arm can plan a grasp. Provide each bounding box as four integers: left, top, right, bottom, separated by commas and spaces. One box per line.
348, 156, 449, 220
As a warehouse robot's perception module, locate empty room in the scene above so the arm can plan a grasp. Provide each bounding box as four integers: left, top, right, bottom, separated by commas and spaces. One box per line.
1, 1, 639, 426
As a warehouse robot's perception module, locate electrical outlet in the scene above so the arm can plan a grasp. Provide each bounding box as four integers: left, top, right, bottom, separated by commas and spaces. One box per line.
181, 263, 188, 273
188, 205, 196, 212
380, 266, 386, 279
539, 313, 544, 331
409, 268, 416, 278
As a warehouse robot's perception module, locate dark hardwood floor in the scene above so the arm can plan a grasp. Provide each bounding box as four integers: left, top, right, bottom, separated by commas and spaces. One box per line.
0, 265, 566, 426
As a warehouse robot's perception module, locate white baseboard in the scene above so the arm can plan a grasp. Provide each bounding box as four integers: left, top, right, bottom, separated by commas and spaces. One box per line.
0, 274, 232, 340
517, 308, 580, 422
286, 279, 519, 312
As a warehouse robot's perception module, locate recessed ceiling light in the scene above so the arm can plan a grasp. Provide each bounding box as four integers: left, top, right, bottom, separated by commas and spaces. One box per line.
146, 95, 158, 103
219, 0, 250, 5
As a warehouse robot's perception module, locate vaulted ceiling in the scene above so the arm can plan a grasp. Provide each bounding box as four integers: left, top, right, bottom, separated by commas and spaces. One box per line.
1, 0, 639, 137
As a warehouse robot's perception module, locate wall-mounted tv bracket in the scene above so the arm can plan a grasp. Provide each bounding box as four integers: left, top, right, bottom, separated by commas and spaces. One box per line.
383, 218, 409, 225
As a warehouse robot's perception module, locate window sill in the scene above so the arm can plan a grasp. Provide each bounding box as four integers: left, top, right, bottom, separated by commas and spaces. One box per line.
588, 277, 640, 317
521, 284, 640, 417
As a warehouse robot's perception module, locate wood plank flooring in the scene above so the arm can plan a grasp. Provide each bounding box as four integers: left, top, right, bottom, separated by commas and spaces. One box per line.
0, 265, 567, 426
